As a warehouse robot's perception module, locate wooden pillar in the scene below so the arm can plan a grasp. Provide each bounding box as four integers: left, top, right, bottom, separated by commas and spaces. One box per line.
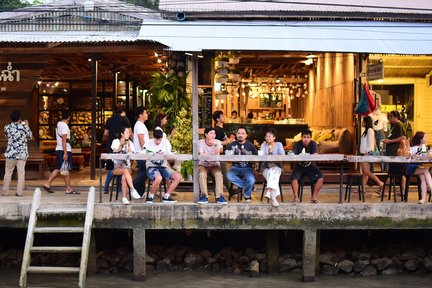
90, 56, 98, 180
133, 227, 146, 281
266, 231, 279, 273
302, 229, 317, 282
112, 68, 118, 107
125, 76, 130, 112
192, 54, 200, 202
132, 81, 138, 110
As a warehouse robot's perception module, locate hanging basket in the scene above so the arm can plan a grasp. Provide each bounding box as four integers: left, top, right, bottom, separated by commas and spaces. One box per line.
228, 73, 240, 82
215, 60, 228, 68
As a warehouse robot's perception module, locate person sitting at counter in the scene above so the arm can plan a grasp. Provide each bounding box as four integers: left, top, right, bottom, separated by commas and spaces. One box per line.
245, 112, 254, 124
226, 127, 258, 202
291, 129, 324, 204
228, 110, 241, 123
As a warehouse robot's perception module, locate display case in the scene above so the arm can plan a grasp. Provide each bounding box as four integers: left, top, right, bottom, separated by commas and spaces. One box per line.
38, 81, 112, 147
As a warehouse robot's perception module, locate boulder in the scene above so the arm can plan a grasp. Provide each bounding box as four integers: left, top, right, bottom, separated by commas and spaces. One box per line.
156, 258, 172, 272
372, 257, 392, 271
358, 252, 371, 261
184, 252, 203, 268
338, 259, 354, 273
360, 265, 377, 276
423, 257, 432, 271
319, 252, 338, 265
321, 264, 339, 276
279, 258, 298, 272
354, 259, 370, 273
199, 249, 213, 260
382, 267, 401, 275
405, 259, 421, 271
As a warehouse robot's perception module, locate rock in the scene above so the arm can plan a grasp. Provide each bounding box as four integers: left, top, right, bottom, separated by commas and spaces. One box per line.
354, 259, 370, 273
360, 265, 377, 276
184, 252, 203, 268
405, 259, 421, 271
321, 264, 339, 276
391, 256, 405, 269
423, 257, 432, 271
115, 247, 129, 256
334, 248, 346, 260
350, 250, 360, 261
207, 257, 217, 264
199, 249, 213, 260
104, 252, 120, 266
245, 247, 257, 258
279, 258, 298, 272
401, 251, 417, 261
319, 253, 338, 265
97, 258, 110, 269
338, 259, 354, 273
220, 247, 233, 259
249, 260, 259, 277
382, 267, 401, 275
146, 254, 155, 264
372, 257, 392, 271
156, 258, 172, 272
212, 262, 220, 271
256, 253, 266, 261
239, 256, 249, 264
175, 247, 188, 258
358, 252, 371, 261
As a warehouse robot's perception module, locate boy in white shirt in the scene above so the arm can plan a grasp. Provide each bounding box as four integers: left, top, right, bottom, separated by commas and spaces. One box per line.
133, 107, 150, 196
144, 129, 181, 203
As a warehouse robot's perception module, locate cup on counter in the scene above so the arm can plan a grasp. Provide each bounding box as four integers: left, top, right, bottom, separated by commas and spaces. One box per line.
258, 150, 264, 156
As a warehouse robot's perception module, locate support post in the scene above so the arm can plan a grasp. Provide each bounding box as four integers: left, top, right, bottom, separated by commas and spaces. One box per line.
192, 53, 200, 202
302, 229, 317, 282
266, 231, 279, 273
133, 227, 146, 281
90, 55, 98, 180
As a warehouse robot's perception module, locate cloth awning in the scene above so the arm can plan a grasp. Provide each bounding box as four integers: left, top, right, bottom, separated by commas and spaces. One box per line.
139, 20, 432, 54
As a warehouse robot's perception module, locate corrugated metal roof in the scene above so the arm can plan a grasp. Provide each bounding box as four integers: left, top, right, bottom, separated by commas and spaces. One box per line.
159, 0, 432, 15
0, 30, 141, 43
139, 20, 432, 54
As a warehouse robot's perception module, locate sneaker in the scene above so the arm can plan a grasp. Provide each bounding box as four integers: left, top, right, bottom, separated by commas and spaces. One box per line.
130, 189, 141, 200
244, 196, 252, 203
216, 196, 227, 205
163, 196, 177, 203
198, 195, 208, 204
146, 196, 154, 204
103, 190, 109, 194
264, 191, 271, 199
271, 198, 279, 207
122, 197, 130, 205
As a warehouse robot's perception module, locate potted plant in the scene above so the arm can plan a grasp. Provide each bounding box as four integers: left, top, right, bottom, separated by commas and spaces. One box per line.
228, 68, 241, 82
180, 160, 194, 181
214, 56, 229, 68
215, 74, 228, 83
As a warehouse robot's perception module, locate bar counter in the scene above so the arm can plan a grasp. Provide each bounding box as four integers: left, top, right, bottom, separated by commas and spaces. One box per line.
224, 123, 308, 143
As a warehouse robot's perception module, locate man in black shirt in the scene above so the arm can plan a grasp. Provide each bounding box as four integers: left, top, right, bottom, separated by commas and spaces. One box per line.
291, 129, 323, 204
213, 110, 233, 192
226, 127, 258, 202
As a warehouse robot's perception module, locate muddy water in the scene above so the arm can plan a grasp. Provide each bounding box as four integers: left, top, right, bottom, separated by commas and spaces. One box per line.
2, 269, 432, 288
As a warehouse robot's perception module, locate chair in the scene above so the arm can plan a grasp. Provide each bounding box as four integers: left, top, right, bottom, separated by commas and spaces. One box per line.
145, 178, 167, 202
381, 173, 404, 202
260, 178, 284, 203
298, 176, 316, 203
228, 183, 243, 202
109, 175, 131, 202
403, 174, 422, 202
344, 173, 365, 203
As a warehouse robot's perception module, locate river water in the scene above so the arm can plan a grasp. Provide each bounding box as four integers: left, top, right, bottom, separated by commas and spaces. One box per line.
2, 269, 432, 288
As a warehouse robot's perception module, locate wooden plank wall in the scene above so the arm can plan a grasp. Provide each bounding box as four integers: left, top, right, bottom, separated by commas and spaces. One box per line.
304, 53, 355, 132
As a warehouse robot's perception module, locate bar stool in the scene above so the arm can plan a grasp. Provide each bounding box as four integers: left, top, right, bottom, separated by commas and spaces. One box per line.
344, 173, 365, 202
298, 176, 316, 203
145, 178, 167, 202
381, 173, 404, 202
109, 175, 131, 202
404, 174, 422, 202
228, 183, 243, 202
260, 179, 284, 203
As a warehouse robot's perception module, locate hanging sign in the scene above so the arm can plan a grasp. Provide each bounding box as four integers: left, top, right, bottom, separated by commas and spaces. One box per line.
0, 62, 20, 82
367, 62, 384, 81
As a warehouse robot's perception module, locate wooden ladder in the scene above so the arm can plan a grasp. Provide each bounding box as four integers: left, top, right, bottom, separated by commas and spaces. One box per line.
19, 187, 96, 288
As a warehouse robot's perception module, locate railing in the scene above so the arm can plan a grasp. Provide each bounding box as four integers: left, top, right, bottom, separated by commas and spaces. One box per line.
98, 153, 432, 203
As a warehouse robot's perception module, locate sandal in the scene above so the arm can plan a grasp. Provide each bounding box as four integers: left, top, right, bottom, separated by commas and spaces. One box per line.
65, 189, 80, 195
42, 185, 55, 193
292, 198, 300, 205
310, 199, 319, 204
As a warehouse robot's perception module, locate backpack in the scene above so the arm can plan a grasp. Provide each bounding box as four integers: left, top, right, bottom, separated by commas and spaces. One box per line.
397, 139, 411, 156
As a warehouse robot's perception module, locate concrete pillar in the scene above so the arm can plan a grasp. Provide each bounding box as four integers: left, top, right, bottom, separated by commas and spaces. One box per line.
266, 231, 279, 273
133, 227, 146, 281
302, 229, 317, 282
87, 231, 97, 274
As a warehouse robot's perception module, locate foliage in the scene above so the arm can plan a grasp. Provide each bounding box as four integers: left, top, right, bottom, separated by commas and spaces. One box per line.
180, 160, 193, 180
170, 108, 192, 154
122, 0, 159, 10
148, 70, 190, 131
0, 0, 29, 10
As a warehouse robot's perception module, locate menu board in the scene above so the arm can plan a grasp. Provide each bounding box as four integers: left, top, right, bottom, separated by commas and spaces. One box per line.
198, 87, 213, 128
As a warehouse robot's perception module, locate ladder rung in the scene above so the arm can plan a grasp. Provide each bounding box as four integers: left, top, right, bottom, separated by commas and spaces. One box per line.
37, 207, 86, 215
30, 246, 82, 253
27, 266, 80, 274
34, 227, 84, 233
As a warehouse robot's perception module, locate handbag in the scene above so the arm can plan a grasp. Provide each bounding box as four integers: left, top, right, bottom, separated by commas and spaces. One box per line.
355, 84, 371, 115
397, 139, 411, 156
60, 160, 71, 175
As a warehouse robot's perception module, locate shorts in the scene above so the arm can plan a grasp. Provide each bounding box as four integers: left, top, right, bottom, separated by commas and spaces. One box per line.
291, 166, 323, 182
146, 166, 173, 181
55, 150, 73, 170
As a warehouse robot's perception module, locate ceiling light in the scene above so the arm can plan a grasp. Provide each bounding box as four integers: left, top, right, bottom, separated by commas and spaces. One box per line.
248, 81, 258, 87
306, 54, 318, 59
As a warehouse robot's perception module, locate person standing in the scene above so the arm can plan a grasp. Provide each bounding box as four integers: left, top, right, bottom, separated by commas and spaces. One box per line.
197, 127, 227, 205
226, 127, 258, 202
360, 116, 384, 193
260, 128, 284, 207
42, 110, 78, 194
154, 111, 176, 140
102, 106, 132, 194
383, 110, 407, 176
133, 107, 149, 197
212, 110, 233, 194
291, 129, 324, 204
2, 111, 32, 196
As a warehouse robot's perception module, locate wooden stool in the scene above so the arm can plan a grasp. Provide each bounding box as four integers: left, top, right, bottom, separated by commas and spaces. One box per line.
344, 173, 365, 202
229, 183, 243, 202
404, 174, 422, 202
260, 179, 284, 203
381, 173, 404, 202
109, 175, 131, 202
299, 176, 316, 203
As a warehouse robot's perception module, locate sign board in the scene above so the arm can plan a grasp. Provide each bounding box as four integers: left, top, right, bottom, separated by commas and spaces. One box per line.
367, 62, 384, 81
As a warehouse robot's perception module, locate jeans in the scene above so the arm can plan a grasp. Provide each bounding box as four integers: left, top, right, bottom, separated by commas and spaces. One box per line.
133, 160, 147, 196
226, 166, 255, 198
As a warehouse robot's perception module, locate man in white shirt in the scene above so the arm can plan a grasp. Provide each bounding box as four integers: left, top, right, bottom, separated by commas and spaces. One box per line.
133, 107, 149, 196
42, 110, 78, 194
144, 129, 180, 203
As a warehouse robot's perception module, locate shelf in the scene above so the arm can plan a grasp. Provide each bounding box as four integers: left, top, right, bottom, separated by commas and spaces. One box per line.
248, 108, 283, 110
